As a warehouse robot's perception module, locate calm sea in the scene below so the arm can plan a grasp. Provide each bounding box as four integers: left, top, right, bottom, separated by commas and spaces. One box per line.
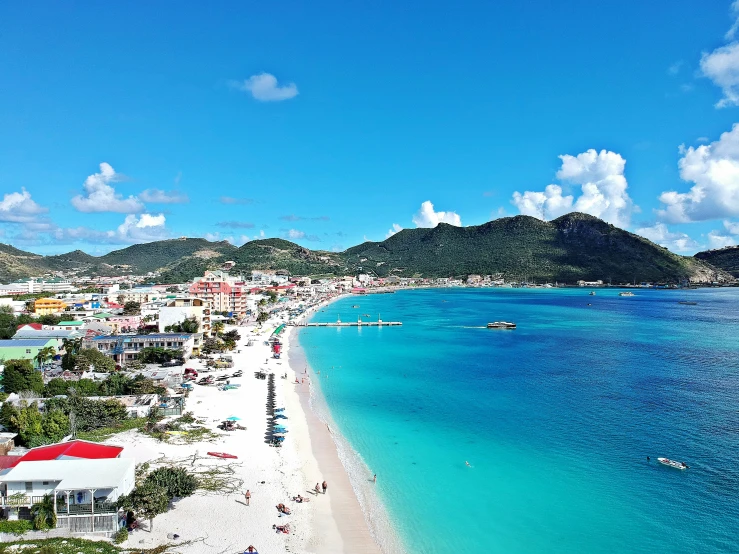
297, 288, 739, 553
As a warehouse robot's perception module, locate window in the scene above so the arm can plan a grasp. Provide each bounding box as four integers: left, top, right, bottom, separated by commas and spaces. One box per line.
42, 481, 49, 485
25, 482, 32, 493
26, 349, 31, 354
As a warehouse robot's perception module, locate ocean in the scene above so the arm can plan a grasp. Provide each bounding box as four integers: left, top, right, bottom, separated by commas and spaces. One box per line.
297, 288, 739, 553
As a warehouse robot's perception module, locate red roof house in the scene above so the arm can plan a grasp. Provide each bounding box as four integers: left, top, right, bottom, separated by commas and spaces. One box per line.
17, 323, 43, 331
16, 440, 124, 464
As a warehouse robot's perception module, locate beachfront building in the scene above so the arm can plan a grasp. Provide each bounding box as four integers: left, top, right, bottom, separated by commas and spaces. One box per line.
189, 271, 249, 316
158, 297, 211, 336
45, 321, 86, 332
33, 298, 68, 315
83, 332, 202, 363
0, 339, 59, 368
0, 442, 133, 534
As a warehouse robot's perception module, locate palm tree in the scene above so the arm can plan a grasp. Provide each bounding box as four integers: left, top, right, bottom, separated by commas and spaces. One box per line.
30, 494, 57, 530
35, 346, 56, 369
61, 337, 82, 356
212, 321, 224, 337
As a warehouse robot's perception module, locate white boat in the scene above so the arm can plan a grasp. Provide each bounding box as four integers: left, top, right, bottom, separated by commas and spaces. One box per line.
657, 457, 688, 470
487, 321, 516, 329
619, 292, 635, 297
589, 291, 596, 296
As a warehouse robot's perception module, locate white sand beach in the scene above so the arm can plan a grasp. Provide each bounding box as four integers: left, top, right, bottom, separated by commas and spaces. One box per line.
106, 299, 382, 554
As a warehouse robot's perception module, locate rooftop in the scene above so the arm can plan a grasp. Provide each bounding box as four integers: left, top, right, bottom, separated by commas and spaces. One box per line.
18, 440, 123, 463
0, 339, 55, 347
89, 333, 194, 341
57, 321, 83, 326
0, 458, 134, 490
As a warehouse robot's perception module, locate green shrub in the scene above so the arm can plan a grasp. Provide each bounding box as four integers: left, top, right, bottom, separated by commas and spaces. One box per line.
0, 519, 33, 534
145, 466, 198, 498
113, 527, 128, 544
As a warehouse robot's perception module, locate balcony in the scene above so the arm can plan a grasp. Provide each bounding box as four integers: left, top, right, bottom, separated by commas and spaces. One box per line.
0, 495, 46, 507
57, 502, 117, 515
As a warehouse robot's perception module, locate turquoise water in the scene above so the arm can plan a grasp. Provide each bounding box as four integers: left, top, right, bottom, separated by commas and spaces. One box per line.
298, 288, 739, 553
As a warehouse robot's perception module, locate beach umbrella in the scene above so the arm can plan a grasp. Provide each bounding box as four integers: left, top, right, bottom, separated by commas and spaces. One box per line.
226, 416, 241, 421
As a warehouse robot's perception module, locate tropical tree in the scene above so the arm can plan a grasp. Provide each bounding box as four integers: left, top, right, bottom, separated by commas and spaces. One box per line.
34, 346, 56, 369
256, 311, 269, 324
30, 495, 57, 530
116, 481, 169, 531
145, 467, 198, 499
212, 321, 224, 337
123, 301, 141, 315
2, 359, 44, 394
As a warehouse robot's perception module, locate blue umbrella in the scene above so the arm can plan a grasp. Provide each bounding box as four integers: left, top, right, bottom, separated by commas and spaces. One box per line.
227, 416, 241, 421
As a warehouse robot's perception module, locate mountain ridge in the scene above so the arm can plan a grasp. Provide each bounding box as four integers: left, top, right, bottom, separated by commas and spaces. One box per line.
0, 213, 733, 284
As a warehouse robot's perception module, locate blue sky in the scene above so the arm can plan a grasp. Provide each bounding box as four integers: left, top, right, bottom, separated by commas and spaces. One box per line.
3, 1, 739, 255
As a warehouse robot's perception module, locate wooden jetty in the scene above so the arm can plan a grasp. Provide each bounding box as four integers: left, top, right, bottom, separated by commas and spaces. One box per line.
298, 316, 401, 327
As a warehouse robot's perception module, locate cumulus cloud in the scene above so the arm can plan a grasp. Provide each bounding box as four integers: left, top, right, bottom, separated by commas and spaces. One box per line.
52, 213, 168, 246
634, 223, 699, 253
700, 42, 739, 108
232, 73, 299, 102
139, 189, 189, 203
217, 221, 256, 229
412, 201, 462, 228
512, 185, 573, 220
512, 149, 634, 227
71, 163, 144, 213
220, 196, 255, 205
286, 229, 305, 239
657, 124, 739, 223
727, 0, 739, 40
386, 223, 403, 238
707, 230, 736, 248
0, 188, 48, 223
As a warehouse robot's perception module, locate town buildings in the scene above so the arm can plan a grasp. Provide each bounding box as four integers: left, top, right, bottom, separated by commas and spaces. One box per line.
0, 339, 59, 368
33, 298, 67, 315
189, 271, 251, 315
83, 333, 202, 363
158, 297, 211, 336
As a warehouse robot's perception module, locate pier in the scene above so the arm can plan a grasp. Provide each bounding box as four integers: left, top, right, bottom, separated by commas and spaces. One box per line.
298, 316, 402, 327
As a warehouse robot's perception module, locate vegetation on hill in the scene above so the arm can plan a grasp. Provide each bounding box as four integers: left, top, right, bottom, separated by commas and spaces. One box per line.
694, 245, 739, 277
0, 213, 733, 284
346, 213, 728, 283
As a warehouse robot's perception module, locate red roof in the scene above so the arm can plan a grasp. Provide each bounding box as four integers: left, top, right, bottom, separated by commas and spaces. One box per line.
17, 323, 43, 331
18, 440, 123, 463
0, 456, 19, 470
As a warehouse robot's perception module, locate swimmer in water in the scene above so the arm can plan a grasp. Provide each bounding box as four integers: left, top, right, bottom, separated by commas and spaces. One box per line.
465, 461, 471, 467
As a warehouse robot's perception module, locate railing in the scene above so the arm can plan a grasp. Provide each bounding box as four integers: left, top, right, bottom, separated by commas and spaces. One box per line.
57, 502, 117, 515
0, 495, 45, 507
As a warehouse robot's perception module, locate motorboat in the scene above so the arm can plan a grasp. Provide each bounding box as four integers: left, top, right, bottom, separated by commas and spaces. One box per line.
487, 321, 516, 329
619, 291, 635, 297
658, 457, 688, 470
589, 291, 596, 296
678, 301, 697, 305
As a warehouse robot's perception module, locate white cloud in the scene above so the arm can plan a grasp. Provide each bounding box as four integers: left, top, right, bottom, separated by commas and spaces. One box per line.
512, 184, 573, 220
139, 189, 189, 203
700, 41, 739, 108
635, 223, 699, 253
52, 213, 168, 246
233, 73, 299, 102
386, 223, 403, 238
707, 230, 736, 249
657, 124, 739, 222
286, 229, 305, 239
668, 61, 684, 75
412, 201, 462, 228
724, 219, 739, 234
0, 188, 48, 223
71, 162, 145, 213
727, 0, 739, 40
512, 149, 634, 227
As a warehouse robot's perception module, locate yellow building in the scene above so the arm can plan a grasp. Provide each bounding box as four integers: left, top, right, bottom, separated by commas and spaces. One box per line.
33, 298, 67, 315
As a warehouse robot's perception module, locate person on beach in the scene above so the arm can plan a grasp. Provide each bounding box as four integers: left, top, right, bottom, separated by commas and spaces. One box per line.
315, 483, 321, 495
373, 474, 377, 483
245, 546, 257, 553
322, 480, 328, 494
245, 490, 251, 506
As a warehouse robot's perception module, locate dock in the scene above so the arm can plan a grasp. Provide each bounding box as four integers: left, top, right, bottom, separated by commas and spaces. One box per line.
298, 317, 402, 327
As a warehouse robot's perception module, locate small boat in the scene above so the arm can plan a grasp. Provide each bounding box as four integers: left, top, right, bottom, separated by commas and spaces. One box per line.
488, 321, 516, 329
658, 457, 688, 470
207, 452, 238, 459
678, 301, 697, 305
619, 291, 635, 297
352, 305, 360, 308
589, 291, 596, 296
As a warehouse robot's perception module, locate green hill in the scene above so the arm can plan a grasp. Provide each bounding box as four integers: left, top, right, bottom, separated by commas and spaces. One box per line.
0, 213, 732, 284
694, 246, 739, 277
344, 213, 728, 283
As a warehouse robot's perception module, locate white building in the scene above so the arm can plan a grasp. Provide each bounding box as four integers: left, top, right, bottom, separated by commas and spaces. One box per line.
0, 457, 134, 534
158, 297, 210, 336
